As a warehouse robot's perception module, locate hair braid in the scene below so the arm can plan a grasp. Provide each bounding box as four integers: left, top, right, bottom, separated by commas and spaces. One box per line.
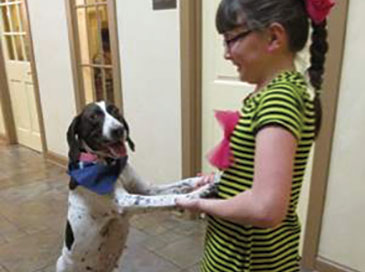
308, 20, 329, 138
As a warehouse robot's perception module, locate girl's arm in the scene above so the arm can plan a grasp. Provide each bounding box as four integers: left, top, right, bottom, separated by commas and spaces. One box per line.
177, 126, 297, 228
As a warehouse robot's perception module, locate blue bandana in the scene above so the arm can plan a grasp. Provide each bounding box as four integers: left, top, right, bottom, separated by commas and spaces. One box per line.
68, 156, 128, 195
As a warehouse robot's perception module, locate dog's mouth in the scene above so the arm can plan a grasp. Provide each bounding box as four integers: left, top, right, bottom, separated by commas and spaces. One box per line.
101, 140, 127, 159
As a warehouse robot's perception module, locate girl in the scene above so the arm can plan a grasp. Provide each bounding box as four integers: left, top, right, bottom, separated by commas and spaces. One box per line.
177, 0, 335, 271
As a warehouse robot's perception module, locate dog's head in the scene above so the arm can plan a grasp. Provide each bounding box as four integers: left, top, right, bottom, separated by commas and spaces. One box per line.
67, 101, 135, 164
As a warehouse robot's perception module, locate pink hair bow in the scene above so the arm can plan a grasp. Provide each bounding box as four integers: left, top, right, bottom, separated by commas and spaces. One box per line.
305, 0, 335, 25
207, 110, 240, 170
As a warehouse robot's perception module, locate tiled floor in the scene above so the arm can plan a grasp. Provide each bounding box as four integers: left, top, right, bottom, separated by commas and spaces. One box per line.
0, 142, 205, 272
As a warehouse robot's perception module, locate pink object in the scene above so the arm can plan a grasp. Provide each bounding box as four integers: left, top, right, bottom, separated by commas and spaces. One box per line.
305, 0, 335, 25
207, 110, 240, 169
79, 152, 98, 162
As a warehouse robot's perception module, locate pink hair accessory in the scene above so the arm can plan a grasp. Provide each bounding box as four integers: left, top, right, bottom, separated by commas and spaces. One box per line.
305, 0, 335, 25
206, 110, 240, 170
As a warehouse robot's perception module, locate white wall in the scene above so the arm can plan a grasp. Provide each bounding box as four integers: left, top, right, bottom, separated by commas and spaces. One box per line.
116, 0, 182, 183
318, 1, 365, 270
27, 0, 76, 156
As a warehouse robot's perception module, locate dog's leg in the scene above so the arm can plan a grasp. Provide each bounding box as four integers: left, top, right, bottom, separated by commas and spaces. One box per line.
119, 164, 220, 195
113, 183, 217, 214
146, 174, 220, 195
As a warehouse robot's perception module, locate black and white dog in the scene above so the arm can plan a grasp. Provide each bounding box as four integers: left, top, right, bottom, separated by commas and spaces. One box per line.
56, 101, 218, 272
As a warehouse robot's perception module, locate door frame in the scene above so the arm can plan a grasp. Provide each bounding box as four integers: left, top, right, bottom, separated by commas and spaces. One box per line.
302, 1, 349, 271
65, 0, 123, 113
182, 0, 350, 270
0, 0, 46, 152
180, 0, 202, 178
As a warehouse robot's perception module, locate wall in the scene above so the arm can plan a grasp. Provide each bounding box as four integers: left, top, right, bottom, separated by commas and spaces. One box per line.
116, 0, 182, 183
317, 1, 365, 270
27, 0, 76, 156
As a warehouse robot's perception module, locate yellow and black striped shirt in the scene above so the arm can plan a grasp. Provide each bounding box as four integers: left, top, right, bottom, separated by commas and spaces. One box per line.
201, 71, 316, 272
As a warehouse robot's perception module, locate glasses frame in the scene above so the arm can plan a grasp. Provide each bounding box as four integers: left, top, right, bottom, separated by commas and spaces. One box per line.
224, 29, 253, 50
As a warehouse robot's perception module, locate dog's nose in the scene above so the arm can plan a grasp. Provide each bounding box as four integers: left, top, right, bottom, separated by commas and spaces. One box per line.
112, 127, 124, 139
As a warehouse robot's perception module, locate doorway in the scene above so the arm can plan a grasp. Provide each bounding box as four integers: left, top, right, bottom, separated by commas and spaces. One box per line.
66, 0, 122, 112
0, 0, 44, 152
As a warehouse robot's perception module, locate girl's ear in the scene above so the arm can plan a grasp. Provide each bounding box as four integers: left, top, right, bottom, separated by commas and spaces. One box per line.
266, 22, 288, 53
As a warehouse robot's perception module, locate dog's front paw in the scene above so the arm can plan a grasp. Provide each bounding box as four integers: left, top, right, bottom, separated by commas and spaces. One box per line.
198, 182, 219, 198
185, 182, 218, 200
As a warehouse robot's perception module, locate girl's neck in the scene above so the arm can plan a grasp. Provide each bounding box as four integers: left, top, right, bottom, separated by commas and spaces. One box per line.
254, 57, 296, 92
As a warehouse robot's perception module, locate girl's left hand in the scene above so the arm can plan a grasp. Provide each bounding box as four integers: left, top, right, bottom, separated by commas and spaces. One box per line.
175, 198, 201, 213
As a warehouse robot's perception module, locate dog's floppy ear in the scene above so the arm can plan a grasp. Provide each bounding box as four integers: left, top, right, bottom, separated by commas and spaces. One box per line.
67, 115, 81, 163
121, 116, 135, 152
127, 137, 135, 152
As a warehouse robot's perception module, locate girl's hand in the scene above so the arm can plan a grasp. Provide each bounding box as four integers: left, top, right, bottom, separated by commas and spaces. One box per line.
175, 198, 201, 213
194, 172, 216, 189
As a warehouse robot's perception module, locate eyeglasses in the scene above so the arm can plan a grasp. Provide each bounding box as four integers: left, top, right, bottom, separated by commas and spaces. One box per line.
224, 29, 253, 50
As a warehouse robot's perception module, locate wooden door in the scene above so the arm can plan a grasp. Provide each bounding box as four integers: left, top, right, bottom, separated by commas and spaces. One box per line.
0, 0, 42, 151
67, 0, 122, 109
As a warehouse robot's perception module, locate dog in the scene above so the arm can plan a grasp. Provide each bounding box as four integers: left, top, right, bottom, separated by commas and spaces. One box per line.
56, 101, 218, 272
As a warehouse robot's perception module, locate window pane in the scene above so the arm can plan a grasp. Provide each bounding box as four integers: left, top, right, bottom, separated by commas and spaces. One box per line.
86, 6, 99, 65
9, 5, 21, 32
24, 34, 30, 60
76, 7, 91, 64
82, 66, 95, 104
1, 6, 10, 32
14, 35, 24, 60
75, 0, 85, 6
93, 67, 113, 102
5, 36, 15, 60
105, 68, 114, 103
75, 0, 96, 6
93, 66, 104, 101
97, 5, 111, 65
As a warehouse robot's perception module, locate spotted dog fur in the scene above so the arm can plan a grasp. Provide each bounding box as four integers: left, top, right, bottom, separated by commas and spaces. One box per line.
56, 101, 219, 272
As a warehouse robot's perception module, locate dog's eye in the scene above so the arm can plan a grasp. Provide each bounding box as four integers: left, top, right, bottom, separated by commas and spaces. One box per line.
108, 106, 120, 117
90, 113, 101, 121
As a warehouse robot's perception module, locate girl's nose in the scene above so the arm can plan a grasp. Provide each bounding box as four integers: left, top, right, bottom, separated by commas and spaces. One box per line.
224, 48, 232, 60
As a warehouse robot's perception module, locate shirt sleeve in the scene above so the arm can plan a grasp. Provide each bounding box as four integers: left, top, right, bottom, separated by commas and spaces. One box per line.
252, 85, 305, 141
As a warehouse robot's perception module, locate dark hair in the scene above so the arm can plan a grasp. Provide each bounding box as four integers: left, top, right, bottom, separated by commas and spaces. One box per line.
216, 0, 329, 138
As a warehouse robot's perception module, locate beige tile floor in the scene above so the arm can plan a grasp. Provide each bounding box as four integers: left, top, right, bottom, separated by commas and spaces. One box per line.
0, 142, 311, 272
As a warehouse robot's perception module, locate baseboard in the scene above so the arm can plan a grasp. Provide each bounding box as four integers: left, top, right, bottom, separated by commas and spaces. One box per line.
0, 133, 8, 143
315, 256, 360, 272
45, 151, 68, 168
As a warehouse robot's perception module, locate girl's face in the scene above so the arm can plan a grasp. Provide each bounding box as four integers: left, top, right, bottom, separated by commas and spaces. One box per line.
223, 26, 270, 85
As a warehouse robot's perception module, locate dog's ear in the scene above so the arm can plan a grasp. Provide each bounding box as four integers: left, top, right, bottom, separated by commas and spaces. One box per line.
121, 116, 135, 152
67, 115, 81, 163
127, 137, 135, 152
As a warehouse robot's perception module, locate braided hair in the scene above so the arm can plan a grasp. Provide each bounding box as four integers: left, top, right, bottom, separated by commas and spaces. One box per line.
216, 0, 330, 138
308, 20, 328, 137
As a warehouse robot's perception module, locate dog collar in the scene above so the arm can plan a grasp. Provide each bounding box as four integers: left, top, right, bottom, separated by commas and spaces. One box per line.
67, 156, 128, 195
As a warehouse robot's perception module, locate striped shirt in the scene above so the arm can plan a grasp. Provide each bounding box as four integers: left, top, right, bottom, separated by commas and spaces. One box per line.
201, 71, 316, 272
